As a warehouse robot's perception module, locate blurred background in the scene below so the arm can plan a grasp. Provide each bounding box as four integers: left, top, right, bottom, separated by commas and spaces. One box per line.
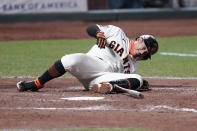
88, 0, 197, 10
1, 0, 197, 22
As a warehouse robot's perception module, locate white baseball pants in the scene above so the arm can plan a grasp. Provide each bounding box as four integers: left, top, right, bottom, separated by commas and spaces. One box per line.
61, 53, 143, 90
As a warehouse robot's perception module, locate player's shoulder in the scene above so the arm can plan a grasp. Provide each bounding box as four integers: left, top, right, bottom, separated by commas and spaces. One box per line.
97, 24, 121, 30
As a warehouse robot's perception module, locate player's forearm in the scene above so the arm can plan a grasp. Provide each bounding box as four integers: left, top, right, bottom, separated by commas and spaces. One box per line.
86, 24, 100, 38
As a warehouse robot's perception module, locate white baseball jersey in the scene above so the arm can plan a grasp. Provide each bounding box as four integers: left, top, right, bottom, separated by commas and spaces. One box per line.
61, 25, 142, 89
87, 25, 138, 74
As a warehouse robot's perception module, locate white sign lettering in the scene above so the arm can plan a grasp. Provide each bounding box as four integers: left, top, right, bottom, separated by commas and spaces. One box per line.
0, 0, 87, 14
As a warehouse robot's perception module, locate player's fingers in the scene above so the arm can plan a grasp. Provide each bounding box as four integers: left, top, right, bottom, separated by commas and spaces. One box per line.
100, 39, 104, 48
100, 38, 104, 48
97, 37, 106, 48
99, 38, 103, 48
102, 39, 106, 48
101, 38, 106, 48
97, 38, 100, 46
97, 38, 102, 48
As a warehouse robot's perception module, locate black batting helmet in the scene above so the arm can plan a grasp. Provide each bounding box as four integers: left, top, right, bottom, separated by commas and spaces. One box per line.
137, 35, 159, 59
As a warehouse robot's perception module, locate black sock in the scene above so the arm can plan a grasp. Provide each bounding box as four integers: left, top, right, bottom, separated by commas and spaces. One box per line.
38, 59, 66, 85
38, 70, 53, 85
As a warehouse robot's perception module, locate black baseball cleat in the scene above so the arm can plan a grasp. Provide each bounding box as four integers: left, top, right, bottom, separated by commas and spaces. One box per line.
16, 81, 38, 92
136, 79, 151, 91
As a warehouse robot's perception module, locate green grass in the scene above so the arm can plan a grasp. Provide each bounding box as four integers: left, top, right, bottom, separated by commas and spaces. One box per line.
0, 39, 94, 76
0, 36, 197, 77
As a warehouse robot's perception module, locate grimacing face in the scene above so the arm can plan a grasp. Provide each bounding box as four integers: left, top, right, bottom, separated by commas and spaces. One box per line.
133, 37, 148, 58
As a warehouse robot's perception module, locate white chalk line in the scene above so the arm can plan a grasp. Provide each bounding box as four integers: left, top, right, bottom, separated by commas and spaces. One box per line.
1, 105, 197, 113
160, 52, 197, 57
66, 86, 84, 90
144, 76, 197, 79
0, 106, 136, 112
0, 105, 120, 111
141, 105, 197, 113
152, 87, 197, 92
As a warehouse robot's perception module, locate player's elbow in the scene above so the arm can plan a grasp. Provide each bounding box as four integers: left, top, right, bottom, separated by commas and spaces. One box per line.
86, 25, 100, 38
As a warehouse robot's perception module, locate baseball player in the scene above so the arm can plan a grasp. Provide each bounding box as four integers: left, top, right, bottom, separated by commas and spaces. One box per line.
16, 24, 158, 94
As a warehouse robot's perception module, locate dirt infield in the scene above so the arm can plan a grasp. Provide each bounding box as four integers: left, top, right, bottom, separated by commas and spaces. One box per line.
0, 19, 197, 41
0, 78, 197, 131
0, 19, 197, 131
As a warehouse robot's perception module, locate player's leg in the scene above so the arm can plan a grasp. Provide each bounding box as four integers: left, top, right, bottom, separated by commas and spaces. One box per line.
61, 53, 110, 89
17, 53, 109, 92
91, 73, 150, 94
17, 59, 66, 92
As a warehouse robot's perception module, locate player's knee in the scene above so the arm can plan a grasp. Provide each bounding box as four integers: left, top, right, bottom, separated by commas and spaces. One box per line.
61, 55, 74, 70
61, 53, 85, 70
61, 55, 68, 68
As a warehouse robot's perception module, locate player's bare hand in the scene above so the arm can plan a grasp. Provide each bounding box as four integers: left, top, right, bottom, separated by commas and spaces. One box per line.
96, 32, 107, 48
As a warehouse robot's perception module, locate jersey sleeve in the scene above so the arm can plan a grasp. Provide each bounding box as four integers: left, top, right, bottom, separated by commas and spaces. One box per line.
96, 24, 121, 38
97, 24, 130, 49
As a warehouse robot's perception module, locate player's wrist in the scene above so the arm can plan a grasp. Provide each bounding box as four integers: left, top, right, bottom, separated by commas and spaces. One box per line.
96, 32, 105, 38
